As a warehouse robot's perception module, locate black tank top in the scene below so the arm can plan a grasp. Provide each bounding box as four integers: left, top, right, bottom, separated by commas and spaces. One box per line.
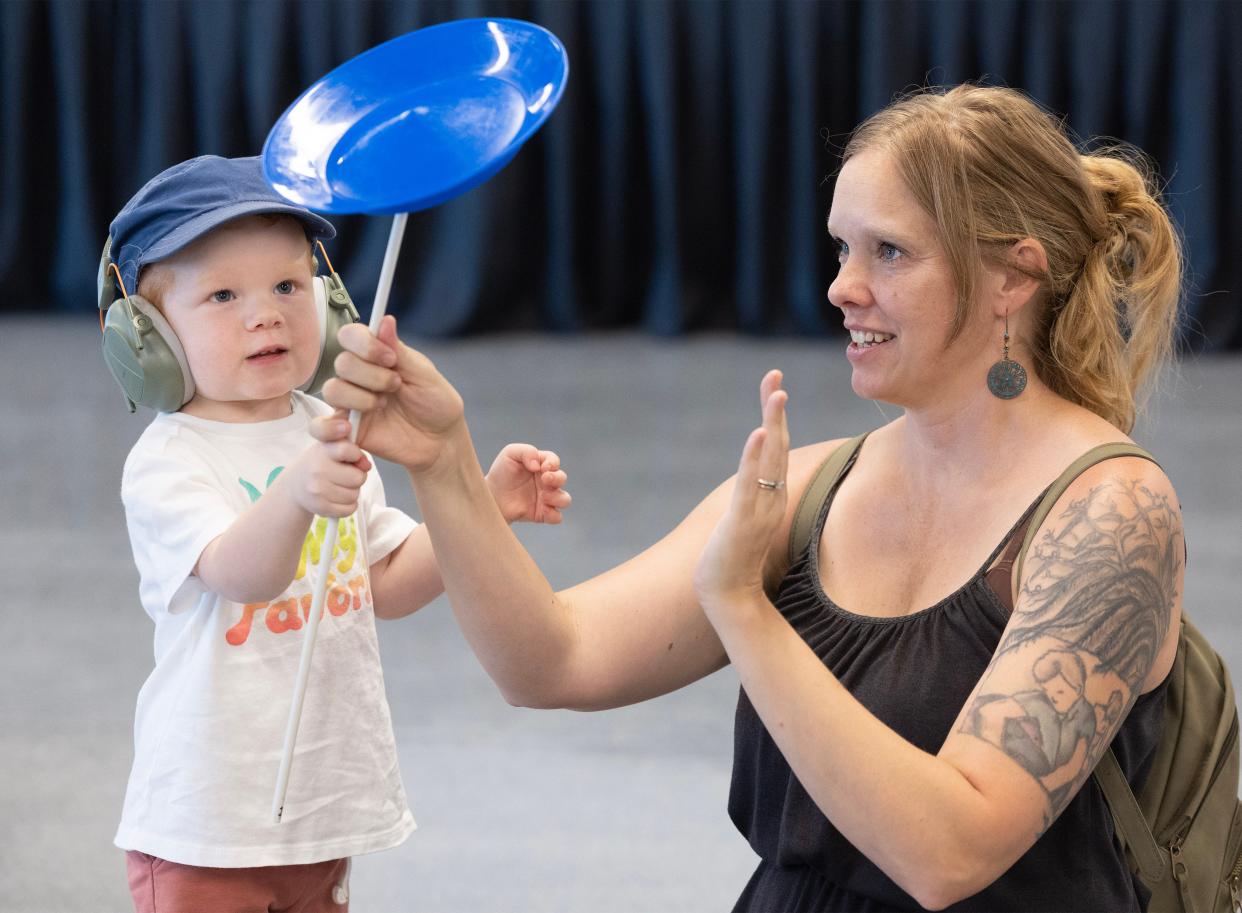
728, 447, 1167, 912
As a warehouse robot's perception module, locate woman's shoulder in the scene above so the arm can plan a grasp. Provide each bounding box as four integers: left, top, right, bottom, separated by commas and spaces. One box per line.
1034, 436, 1181, 561
784, 436, 864, 502
1039, 403, 1177, 507
787, 437, 860, 476
785, 429, 891, 511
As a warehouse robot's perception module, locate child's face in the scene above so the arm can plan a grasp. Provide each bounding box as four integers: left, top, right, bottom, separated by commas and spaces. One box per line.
157, 216, 320, 422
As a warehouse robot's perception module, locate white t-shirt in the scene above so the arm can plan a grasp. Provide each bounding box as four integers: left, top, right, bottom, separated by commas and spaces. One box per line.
114, 392, 418, 867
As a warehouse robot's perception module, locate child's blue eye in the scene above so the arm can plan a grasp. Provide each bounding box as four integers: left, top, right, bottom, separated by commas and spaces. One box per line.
211, 290, 234, 303
275, 281, 295, 294
833, 239, 849, 262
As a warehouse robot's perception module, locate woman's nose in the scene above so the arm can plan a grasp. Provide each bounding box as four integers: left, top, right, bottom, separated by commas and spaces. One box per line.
827, 258, 869, 311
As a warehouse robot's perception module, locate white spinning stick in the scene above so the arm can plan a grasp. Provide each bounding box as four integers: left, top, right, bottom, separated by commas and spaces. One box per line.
272, 212, 409, 824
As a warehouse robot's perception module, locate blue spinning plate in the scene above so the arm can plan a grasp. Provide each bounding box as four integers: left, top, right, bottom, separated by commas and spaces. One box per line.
263, 18, 569, 214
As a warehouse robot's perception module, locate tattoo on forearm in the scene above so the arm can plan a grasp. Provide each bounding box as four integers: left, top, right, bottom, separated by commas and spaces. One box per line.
961, 479, 1181, 813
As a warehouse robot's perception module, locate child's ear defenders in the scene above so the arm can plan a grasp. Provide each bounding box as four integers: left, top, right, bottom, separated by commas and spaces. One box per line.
97, 237, 360, 413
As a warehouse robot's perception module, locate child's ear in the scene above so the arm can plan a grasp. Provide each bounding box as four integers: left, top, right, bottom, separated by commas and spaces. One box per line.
136, 262, 173, 311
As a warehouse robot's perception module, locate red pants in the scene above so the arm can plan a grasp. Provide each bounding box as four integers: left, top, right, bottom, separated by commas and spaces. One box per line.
126, 851, 349, 913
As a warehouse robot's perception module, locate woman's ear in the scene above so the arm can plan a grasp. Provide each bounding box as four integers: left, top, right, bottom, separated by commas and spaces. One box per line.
995, 238, 1048, 317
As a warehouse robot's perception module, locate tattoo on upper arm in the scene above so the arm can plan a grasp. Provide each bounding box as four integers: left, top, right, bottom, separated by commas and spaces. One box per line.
960, 478, 1181, 814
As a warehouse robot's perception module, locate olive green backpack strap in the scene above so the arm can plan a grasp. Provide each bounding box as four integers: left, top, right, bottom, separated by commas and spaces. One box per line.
1095, 749, 1169, 886
1011, 442, 1167, 885
787, 434, 868, 566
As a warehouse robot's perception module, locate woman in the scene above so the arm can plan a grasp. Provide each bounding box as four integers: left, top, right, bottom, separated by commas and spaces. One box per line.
317, 85, 1184, 911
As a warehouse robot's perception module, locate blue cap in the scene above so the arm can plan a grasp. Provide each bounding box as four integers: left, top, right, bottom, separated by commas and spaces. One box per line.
108, 155, 336, 295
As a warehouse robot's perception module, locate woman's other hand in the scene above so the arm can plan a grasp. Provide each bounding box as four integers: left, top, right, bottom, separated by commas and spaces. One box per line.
694, 370, 790, 615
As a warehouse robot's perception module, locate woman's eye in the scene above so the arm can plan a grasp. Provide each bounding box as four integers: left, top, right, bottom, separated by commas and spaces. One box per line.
879, 242, 902, 262
211, 290, 234, 303
275, 280, 295, 294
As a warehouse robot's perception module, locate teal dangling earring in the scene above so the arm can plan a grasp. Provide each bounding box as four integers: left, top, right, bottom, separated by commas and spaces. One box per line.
986, 310, 1027, 400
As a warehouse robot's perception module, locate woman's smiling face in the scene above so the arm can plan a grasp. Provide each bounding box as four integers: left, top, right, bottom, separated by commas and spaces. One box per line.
826, 150, 991, 409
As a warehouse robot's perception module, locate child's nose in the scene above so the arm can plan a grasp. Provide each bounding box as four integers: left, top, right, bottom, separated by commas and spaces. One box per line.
246, 297, 285, 329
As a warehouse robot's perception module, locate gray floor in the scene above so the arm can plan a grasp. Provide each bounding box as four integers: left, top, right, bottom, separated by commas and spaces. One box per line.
2, 316, 1239, 913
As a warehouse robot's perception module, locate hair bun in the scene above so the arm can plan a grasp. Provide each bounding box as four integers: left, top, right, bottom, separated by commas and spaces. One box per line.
1081, 153, 1156, 232
1080, 152, 1169, 283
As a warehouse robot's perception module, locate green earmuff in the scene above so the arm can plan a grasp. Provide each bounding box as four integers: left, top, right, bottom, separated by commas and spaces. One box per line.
98, 237, 359, 413
301, 264, 361, 396
99, 238, 194, 412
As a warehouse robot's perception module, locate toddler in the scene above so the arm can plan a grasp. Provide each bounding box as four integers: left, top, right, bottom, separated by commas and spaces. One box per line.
102, 156, 570, 911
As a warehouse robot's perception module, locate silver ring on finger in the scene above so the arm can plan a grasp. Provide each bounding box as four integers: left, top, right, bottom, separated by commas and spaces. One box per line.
756, 478, 785, 491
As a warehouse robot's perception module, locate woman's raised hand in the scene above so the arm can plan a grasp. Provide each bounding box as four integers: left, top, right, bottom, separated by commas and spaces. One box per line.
316, 316, 467, 475
693, 370, 790, 615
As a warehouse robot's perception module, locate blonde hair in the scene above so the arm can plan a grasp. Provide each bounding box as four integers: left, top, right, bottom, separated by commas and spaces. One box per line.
842, 85, 1182, 432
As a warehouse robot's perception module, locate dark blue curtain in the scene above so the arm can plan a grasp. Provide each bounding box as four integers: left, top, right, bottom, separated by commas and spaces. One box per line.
3, 0, 1238, 349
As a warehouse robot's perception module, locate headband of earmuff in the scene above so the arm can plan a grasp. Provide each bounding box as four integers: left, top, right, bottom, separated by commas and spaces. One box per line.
98, 237, 358, 413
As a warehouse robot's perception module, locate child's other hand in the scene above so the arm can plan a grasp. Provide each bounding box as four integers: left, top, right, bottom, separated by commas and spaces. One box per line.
485, 444, 571, 524
287, 414, 373, 518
